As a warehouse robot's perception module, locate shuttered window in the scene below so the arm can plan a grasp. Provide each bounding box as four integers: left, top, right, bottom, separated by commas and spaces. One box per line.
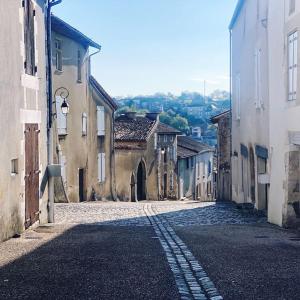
77, 50, 82, 82
23, 0, 36, 75
235, 74, 241, 119
254, 48, 262, 108
55, 39, 62, 71
97, 106, 105, 136
288, 31, 298, 101
82, 113, 87, 136
98, 153, 106, 183
55, 96, 67, 135
290, 0, 296, 15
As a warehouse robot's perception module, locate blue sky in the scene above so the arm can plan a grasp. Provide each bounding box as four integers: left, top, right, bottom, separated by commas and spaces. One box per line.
53, 0, 237, 97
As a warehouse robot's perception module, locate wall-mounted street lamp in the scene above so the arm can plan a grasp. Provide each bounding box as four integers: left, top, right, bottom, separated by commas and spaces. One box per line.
161, 148, 166, 155
54, 87, 70, 116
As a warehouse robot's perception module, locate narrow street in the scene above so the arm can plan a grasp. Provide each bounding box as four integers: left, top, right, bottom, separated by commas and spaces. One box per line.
1, 201, 300, 300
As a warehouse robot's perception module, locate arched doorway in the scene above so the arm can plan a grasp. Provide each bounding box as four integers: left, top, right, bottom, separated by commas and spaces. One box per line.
137, 161, 146, 201
130, 174, 136, 202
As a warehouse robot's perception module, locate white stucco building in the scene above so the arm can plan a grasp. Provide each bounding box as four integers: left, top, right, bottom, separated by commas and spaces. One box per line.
231, 0, 300, 227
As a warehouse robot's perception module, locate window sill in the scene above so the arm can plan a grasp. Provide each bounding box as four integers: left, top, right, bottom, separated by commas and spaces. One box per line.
77, 80, 82, 84
11, 173, 18, 177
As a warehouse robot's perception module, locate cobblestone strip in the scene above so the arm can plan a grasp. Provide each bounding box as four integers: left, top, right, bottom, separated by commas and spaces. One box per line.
144, 204, 223, 300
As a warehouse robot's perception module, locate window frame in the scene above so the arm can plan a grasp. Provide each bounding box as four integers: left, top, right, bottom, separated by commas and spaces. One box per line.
288, 31, 298, 101
23, 0, 36, 76
55, 39, 63, 72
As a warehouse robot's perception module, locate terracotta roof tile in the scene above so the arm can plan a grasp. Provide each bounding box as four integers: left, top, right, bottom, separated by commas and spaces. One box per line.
114, 114, 157, 141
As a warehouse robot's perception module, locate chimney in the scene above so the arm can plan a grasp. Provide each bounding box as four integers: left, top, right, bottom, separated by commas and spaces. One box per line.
146, 112, 160, 121
124, 112, 137, 120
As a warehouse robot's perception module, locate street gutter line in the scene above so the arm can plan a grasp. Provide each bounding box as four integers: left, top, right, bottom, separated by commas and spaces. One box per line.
144, 204, 223, 300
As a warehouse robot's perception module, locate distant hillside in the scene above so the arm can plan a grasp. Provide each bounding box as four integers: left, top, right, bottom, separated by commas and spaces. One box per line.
115, 90, 230, 146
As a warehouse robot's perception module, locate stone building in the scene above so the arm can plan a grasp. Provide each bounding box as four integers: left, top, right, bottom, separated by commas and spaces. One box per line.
156, 122, 181, 200
268, 0, 300, 227
177, 136, 215, 201
0, 1, 49, 241
230, 0, 300, 227
230, 0, 270, 213
114, 112, 159, 201
51, 16, 117, 202
211, 110, 231, 202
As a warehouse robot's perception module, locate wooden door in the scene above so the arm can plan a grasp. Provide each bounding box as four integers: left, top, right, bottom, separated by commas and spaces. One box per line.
79, 168, 86, 202
25, 123, 39, 229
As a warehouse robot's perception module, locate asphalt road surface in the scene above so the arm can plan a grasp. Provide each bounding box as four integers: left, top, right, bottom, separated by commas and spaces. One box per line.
0, 201, 299, 300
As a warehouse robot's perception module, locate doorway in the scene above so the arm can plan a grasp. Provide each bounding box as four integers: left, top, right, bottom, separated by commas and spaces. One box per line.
79, 168, 86, 202
25, 123, 39, 229
249, 147, 256, 203
257, 157, 268, 211
137, 161, 146, 201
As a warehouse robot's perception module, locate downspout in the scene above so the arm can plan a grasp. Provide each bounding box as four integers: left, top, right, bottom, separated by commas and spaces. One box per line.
46, 0, 62, 223
229, 28, 233, 201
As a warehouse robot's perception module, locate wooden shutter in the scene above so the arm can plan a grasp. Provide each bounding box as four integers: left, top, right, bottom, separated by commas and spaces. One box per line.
288, 32, 298, 101
82, 113, 87, 136
97, 106, 105, 136
98, 153, 106, 182
24, 0, 36, 75
55, 96, 67, 135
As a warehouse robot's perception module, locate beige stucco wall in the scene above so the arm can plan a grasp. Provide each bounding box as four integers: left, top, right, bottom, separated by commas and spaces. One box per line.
231, 0, 270, 209
88, 87, 116, 200
115, 134, 159, 201
0, 1, 48, 241
52, 31, 90, 203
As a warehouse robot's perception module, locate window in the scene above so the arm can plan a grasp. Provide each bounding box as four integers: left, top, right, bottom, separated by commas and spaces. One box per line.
97, 106, 105, 136
288, 31, 298, 101
164, 148, 168, 163
164, 135, 168, 142
186, 158, 190, 169
191, 157, 194, 168
254, 49, 262, 108
82, 113, 87, 136
154, 133, 157, 150
98, 153, 105, 182
11, 159, 18, 175
55, 96, 67, 135
77, 49, 82, 82
170, 171, 174, 190
55, 39, 62, 71
290, 0, 296, 15
235, 74, 241, 119
23, 0, 36, 75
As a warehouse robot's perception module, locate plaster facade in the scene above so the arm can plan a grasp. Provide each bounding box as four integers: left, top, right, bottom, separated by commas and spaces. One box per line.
0, 0, 49, 241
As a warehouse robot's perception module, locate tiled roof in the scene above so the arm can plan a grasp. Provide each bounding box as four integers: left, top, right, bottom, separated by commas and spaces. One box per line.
211, 110, 230, 123
156, 122, 182, 134
178, 136, 214, 153
114, 114, 157, 142
89, 76, 118, 111
177, 146, 198, 158
51, 15, 101, 49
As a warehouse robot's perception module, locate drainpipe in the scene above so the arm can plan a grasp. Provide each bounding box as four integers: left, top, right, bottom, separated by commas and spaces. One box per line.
46, 0, 62, 223
229, 29, 233, 201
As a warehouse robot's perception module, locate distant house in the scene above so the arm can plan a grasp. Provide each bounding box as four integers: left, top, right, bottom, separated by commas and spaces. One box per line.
211, 110, 231, 202
156, 122, 181, 200
51, 16, 117, 203
177, 136, 215, 201
114, 112, 159, 201
0, 1, 49, 241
